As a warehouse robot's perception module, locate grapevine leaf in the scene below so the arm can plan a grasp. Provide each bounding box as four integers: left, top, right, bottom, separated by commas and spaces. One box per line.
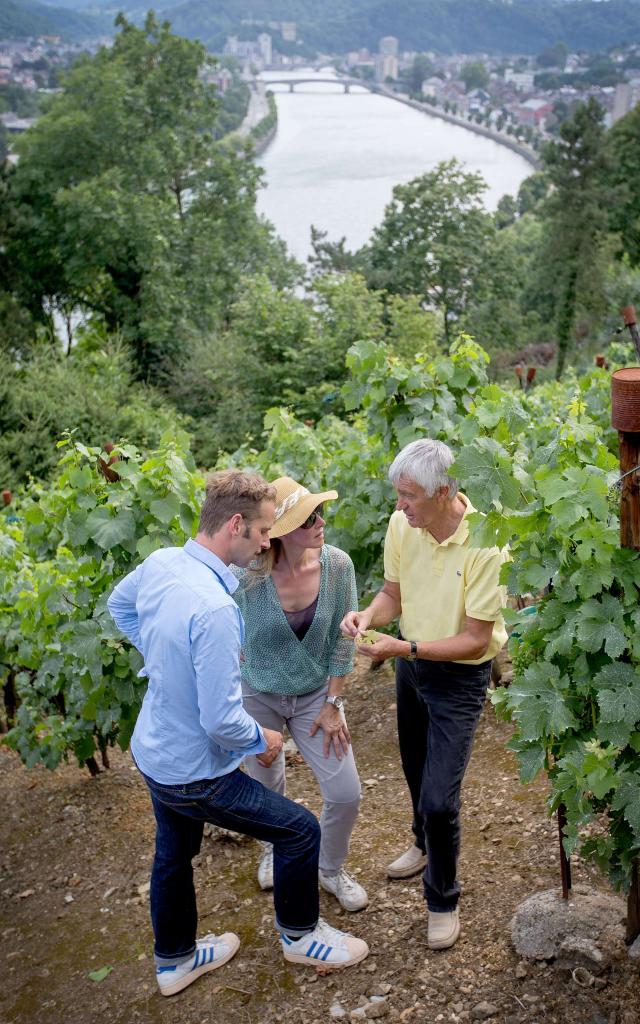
594, 663, 640, 725
516, 744, 547, 783
149, 494, 181, 525
596, 720, 633, 748
451, 437, 521, 509
86, 508, 136, 550
88, 966, 113, 982
576, 597, 627, 659
612, 776, 640, 843
506, 662, 578, 741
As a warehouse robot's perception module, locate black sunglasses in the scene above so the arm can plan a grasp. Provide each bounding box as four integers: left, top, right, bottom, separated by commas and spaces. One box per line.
300, 504, 324, 529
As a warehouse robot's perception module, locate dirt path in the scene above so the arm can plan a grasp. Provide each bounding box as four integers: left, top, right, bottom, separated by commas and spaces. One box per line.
2, 661, 638, 1024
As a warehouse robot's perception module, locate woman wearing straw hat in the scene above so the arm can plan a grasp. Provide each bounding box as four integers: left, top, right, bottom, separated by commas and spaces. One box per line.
233, 476, 368, 913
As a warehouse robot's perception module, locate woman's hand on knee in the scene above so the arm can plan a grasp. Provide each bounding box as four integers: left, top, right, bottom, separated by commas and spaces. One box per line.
310, 704, 351, 760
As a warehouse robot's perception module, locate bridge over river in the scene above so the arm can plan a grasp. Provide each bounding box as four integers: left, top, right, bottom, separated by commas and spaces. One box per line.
255, 77, 373, 94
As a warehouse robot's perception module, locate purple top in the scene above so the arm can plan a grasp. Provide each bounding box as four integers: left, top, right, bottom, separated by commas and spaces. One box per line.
283, 595, 319, 641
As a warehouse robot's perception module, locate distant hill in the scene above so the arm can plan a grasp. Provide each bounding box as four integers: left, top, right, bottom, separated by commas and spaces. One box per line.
0, 0, 112, 39
155, 0, 640, 55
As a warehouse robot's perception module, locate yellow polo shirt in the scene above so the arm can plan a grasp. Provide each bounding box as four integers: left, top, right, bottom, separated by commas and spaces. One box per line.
383, 494, 508, 664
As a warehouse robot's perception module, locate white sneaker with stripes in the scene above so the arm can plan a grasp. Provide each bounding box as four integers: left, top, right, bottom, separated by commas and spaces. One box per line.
156, 932, 240, 996
280, 918, 369, 969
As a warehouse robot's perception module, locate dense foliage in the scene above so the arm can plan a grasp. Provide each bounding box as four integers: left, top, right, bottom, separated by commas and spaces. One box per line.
4, 333, 639, 902
0, 13, 294, 383
1, 433, 203, 771
0, 0, 111, 41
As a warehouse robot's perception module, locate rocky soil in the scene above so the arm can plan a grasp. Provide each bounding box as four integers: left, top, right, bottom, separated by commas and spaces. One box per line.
2, 659, 639, 1024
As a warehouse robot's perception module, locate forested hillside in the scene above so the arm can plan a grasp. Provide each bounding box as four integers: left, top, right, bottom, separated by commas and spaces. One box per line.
0, 0, 111, 40
159, 0, 640, 55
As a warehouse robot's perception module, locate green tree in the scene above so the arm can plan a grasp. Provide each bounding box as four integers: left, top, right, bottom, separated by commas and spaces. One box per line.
607, 102, 640, 266
402, 54, 435, 95
538, 99, 612, 377
365, 160, 494, 345
536, 42, 568, 68
0, 13, 294, 382
0, 333, 185, 489
459, 60, 489, 93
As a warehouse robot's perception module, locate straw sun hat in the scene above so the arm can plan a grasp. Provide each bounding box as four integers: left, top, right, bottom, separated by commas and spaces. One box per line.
269, 476, 338, 539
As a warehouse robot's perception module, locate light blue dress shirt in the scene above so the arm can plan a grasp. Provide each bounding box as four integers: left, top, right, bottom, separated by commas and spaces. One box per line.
107, 538, 266, 785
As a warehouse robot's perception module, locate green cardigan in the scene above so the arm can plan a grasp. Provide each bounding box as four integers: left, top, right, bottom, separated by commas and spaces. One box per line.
233, 544, 358, 696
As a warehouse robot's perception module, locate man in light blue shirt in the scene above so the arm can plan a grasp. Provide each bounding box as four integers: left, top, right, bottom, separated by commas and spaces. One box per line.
108, 470, 368, 997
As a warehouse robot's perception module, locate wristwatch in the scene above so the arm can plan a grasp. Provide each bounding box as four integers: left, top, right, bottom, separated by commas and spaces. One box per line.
325, 695, 344, 711
406, 641, 418, 661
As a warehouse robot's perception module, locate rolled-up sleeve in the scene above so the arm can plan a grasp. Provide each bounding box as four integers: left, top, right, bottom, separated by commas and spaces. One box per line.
191, 604, 266, 757
108, 565, 144, 652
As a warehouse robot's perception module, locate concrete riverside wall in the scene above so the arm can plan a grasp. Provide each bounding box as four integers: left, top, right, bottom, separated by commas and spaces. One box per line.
377, 86, 540, 169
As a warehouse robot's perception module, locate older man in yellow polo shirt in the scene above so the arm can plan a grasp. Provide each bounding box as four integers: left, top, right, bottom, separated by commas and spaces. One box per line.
341, 438, 507, 951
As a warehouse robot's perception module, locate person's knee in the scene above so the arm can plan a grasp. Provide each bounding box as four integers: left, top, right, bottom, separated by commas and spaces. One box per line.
298, 805, 321, 846
323, 782, 362, 810
419, 791, 457, 819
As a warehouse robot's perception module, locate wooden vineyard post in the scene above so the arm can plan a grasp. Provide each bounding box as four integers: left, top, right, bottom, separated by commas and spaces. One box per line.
557, 803, 572, 900
612, 311, 640, 943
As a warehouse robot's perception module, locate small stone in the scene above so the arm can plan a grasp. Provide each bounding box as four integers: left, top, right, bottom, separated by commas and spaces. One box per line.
363, 779, 378, 787
515, 961, 528, 979
365, 1001, 389, 1020
368, 983, 392, 997
330, 1004, 347, 1019
350, 1009, 367, 1021
471, 1003, 499, 1020
17, 890, 35, 899
64, 894, 74, 904
137, 881, 150, 897
521, 994, 539, 1005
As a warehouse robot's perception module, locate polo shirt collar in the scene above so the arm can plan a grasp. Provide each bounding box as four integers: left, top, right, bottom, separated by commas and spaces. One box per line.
184, 538, 239, 594
425, 492, 476, 547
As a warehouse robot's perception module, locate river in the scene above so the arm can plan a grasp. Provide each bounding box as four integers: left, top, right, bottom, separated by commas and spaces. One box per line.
256, 69, 532, 262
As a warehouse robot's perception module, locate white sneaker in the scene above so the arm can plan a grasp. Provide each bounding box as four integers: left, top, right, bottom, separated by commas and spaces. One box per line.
257, 844, 274, 890
281, 918, 369, 969
156, 932, 240, 996
386, 844, 427, 879
428, 908, 460, 950
319, 868, 369, 911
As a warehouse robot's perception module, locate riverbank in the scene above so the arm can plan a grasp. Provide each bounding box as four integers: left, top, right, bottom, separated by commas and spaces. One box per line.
234, 84, 278, 157
377, 84, 540, 170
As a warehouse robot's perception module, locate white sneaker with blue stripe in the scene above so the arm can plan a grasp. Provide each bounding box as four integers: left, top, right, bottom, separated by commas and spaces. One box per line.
280, 918, 369, 969
156, 932, 240, 996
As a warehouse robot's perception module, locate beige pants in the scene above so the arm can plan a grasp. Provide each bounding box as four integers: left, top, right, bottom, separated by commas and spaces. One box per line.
242, 682, 362, 875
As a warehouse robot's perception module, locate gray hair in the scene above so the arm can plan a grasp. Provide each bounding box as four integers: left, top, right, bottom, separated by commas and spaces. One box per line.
388, 439, 457, 498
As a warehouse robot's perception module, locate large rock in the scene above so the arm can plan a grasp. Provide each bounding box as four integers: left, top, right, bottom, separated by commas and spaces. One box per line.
510, 884, 626, 969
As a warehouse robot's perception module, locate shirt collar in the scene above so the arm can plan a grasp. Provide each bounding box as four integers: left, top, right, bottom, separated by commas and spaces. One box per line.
184, 538, 240, 594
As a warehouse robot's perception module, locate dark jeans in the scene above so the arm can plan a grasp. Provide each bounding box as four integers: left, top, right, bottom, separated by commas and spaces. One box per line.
141, 766, 321, 962
395, 656, 490, 912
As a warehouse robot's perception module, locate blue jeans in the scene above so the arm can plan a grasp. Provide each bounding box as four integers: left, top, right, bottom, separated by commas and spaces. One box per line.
141, 767, 321, 962
395, 656, 490, 912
